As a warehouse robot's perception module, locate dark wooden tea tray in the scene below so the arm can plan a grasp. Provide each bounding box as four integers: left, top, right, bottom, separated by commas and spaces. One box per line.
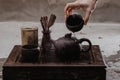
3, 45, 106, 80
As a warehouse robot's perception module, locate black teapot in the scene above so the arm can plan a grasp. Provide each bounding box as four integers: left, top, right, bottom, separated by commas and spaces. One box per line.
53, 33, 92, 61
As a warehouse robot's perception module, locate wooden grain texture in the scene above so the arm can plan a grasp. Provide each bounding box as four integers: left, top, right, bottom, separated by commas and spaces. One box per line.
3, 45, 106, 80
3, 45, 106, 67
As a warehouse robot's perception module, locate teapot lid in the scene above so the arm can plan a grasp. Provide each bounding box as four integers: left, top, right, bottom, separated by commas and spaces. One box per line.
64, 33, 72, 38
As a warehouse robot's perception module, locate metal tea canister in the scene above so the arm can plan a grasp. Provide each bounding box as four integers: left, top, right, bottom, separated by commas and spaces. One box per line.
21, 26, 38, 48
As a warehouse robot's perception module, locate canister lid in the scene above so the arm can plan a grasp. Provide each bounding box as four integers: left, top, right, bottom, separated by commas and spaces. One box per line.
21, 26, 38, 31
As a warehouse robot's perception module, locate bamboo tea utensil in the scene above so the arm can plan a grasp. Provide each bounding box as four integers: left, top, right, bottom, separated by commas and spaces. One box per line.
48, 14, 56, 28
40, 14, 56, 32
40, 16, 45, 31
44, 16, 48, 32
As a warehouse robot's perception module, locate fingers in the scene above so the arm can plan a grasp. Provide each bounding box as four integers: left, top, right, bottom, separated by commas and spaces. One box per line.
64, 2, 80, 19
84, 10, 92, 25
83, 0, 97, 25
64, 8, 72, 20
64, 3, 73, 19
67, 7, 72, 16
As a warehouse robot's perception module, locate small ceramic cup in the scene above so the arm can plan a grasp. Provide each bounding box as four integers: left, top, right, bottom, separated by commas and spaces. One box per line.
21, 45, 39, 62
66, 14, 84, 32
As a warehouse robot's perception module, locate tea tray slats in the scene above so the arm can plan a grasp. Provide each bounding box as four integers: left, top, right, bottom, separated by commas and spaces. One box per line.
3, 45, 106, 80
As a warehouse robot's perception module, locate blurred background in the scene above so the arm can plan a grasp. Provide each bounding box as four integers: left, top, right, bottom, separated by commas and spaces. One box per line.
0, 0, 120, 80
0, 0, 119, 23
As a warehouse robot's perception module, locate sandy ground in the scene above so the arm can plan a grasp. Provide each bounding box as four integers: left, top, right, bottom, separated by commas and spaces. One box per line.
0, 22, 120, 80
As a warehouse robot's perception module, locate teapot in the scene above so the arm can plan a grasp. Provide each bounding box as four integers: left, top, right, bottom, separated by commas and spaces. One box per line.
53, 33, 92, 61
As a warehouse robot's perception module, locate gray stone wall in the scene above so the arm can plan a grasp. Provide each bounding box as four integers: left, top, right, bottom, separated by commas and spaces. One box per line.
0, 0, 119, 22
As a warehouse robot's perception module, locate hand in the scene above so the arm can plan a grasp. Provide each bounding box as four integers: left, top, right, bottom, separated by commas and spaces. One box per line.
64, 0, 97, 25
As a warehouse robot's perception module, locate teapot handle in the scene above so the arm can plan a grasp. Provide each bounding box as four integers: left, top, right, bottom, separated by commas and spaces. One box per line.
77, 38, 92, 52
